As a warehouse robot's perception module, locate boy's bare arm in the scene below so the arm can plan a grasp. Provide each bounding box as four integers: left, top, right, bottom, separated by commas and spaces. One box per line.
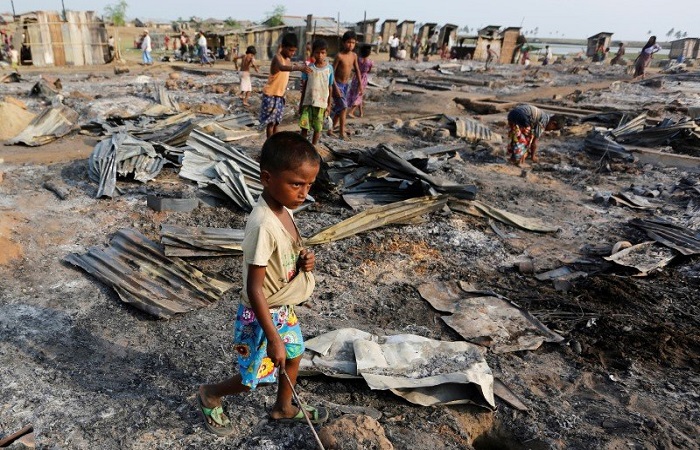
275, 56, 312, 74
247, 265, 287, 369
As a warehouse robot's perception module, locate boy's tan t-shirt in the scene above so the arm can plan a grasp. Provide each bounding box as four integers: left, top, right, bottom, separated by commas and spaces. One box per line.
241, 196, 303, 308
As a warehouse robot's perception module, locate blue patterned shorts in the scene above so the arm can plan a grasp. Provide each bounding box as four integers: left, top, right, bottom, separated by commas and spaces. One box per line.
331, 82, 350, 118
233, 304, 304, 389
259, 94, 285, 125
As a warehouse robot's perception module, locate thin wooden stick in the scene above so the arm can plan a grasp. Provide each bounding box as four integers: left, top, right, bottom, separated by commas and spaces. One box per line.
282, 370, 326, 450
0, 424, 33, 447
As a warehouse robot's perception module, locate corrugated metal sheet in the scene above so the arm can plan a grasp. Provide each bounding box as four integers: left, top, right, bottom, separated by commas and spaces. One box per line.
5, 105, 78, 146
161, 225, 244, 257
305, 195, 448, 245
179, 129, 262, 211
88, 132, 166, 198
450, 116, 503, 143
64, 229, 234, 319
357, 144, 477, 200
630, 218, 700, 256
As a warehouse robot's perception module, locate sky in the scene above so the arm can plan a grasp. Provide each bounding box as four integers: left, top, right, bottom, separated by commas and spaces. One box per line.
13, 0, 700, 41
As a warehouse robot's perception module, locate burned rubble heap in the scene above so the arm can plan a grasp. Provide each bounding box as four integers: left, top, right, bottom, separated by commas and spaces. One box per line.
0, 55, 699, 450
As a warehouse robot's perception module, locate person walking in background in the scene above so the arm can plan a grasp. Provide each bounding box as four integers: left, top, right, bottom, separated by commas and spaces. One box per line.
388, 34, 399, 61
235, 46, 260, 107
634, 36, 661, 79
347, 44, 374, 118
410, 35, 420, 61
485, 44, 498, 71
610, 43, 626, 65
197, 31, 213, 66
140, 30, 152, 65
429, 30, 439, 55
542, 45, 552, 65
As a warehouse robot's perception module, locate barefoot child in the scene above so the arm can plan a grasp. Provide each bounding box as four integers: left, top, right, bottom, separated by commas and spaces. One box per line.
329, 31, 362, 139
235, 46, 260, 106
259, 33, 312, 138
198, 131, 328, 436
347, 44, 373, 119
299, 39, 333, 145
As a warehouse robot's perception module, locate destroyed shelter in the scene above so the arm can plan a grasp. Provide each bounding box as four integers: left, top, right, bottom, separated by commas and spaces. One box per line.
396, 20, 416, 43
18, 10, 109, 67
586, 32, 613, 58
354, 18, 379, 45
379, 19, 398, 48
235, 15, 348, 60
669, 37, 699, 61
468, 26, 522, 63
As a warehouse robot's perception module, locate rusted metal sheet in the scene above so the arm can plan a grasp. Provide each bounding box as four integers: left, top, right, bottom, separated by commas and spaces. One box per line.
305, 195, 448, 245
161, 224, 245, 257
64, 229, 234, 319
20, 10, 108, 67
630, 218, 700, 256
5, 105, 78, 146
418, 280, 564, 353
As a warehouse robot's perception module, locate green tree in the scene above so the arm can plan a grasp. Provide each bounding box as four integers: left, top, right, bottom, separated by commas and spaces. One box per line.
666, 28, 674, 38
104, 1, 128, 26
675, 30, 682, 39
265, 5, 285, 26
224, 17, 239, 28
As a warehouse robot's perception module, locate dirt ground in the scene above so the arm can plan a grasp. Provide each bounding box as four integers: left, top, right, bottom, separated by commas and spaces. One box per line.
0, 53, 699, 450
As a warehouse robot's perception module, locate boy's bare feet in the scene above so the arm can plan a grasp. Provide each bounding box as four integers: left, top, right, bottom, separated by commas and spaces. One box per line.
326, 130, 335, 137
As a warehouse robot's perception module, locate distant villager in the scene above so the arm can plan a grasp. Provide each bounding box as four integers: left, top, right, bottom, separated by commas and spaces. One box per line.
506, 104, 561, 166
633, 36, 661, 78
610, 42, 626, 65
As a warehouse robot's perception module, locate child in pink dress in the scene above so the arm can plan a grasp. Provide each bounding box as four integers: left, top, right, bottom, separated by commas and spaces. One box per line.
347, 45, 373, 119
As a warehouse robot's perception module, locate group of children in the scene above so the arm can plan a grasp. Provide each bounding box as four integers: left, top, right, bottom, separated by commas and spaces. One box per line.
234, 31, 373, 144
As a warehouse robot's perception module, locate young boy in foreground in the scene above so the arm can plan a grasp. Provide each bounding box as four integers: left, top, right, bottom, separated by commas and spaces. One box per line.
329, 31, 362, 140
299, 38, 333, 145
260, 33, 312, 138
197, 132, 327, 436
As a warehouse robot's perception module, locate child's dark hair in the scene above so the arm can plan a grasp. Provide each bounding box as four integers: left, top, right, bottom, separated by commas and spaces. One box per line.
342, 30, 357, 42
359, 44, 372, 58
281, 33, 298, 48
260, 131, 321, 173
312, 38, 328, 53
246, 45, 256, 55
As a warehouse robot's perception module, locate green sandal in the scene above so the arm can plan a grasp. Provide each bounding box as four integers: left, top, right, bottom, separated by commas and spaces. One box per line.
272, 404, 329, 425
197, 393, 234, 437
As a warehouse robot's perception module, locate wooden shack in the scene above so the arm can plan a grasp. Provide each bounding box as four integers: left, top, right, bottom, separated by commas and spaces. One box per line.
500, 27, 522, 64
380, 19, 398, 47
417, 23, 437, 47
586, 32, 613, 58
355, 18, 379, 44
439, 23, 458, 48
232, 15, 348, 61
473, 25, 501, 60
669, 37, 699, 60
397, 20, 415, 43
18, 10, 109, 67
